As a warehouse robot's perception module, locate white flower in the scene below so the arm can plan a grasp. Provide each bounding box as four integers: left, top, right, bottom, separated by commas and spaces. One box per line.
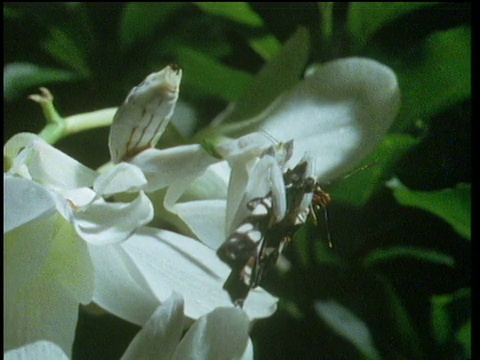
105, 64, 228, 248
4, 174, 94, 357
5, 133, 154, 245
192, 58, 400, 305
3, 55, 400, 358
98, 66, 278, 321
4, 132, 155, 356
211, 57, 400, 235
121, 292, 253, 360
112, 58, 400, 308
4, 133, 277, 340
5, 294, 253, 360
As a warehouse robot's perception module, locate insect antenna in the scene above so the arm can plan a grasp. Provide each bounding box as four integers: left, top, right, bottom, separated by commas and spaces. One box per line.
314, 159, 378, 248
341, 160, 379, 180
259, 129, 280, 145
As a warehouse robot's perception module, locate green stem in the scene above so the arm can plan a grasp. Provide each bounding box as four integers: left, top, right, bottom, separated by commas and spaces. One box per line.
38, 123, 66, 144
30, 88, 66, 144
30, 87, 117, 144
64, 108, 117, 135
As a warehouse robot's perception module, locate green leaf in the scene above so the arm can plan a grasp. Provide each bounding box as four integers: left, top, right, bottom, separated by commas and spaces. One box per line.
3, 4, 21, 19
456, 319, 471, 359
431, 288, 470, 347
387, 180, 471, 239
4, 62, 79, 101
248, 34, 281, 61
119, 2, 184, 53
292, 222, 342, 268
218, 27, 310, 124
380, 279, 423, 359
330, 133, 419, 207
393, 26, 471, 131
194, 2, 264, 27
174, 47, 253, 102
42, 27, 91, 77
347, 2, 439, 49
314, 300, 382, 360
362, 247, 455, 268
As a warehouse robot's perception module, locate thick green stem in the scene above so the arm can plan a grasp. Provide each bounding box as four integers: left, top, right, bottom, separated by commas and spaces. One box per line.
30, 88, 66, 144
64, 108, 117, 135
30, 87, 117, 144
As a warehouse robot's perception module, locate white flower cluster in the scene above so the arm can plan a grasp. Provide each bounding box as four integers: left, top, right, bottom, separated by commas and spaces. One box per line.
4, 58, 399, 359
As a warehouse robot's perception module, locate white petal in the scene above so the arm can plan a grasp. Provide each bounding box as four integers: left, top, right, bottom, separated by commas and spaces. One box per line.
5, 216, 87, 358
69, 192, 154, 245
5, 278, 80, 358
4, 175, 55, 233
179, 161, 229, 202
174, 200, 227, 249
49, 217, 95, 304
129, 145, 218, 194
5, 133, 97, 189
238, 339, 254, 360
51, 187, 97, 218
109, 65, 182, 163
227, 155, 286, 234
173, 307, 250, 360
93, 162, 148, 196
89, 243, 161, 326
259, 57, 400, 181
5, 341, 69, 360
5, 213, 58, 299
121, 227, 278, 320
121, 293, 184, 360
215, 132, 274, 160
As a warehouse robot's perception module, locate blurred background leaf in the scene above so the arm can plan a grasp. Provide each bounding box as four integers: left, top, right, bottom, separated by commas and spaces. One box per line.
393, 26, 471, 132
119, 2, 185, 53
329, 133, 420, 207
347, 2, 439, 50
387, 180, 471, 240
194, 2, 264, 27
4, 62, 80, 101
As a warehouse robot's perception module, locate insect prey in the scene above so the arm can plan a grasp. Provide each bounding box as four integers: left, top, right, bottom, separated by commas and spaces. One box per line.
217, 155, 332, 307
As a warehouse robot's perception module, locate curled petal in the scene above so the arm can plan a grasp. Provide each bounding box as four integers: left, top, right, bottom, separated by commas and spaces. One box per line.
259, 57, 400, 181
4, 175, 55, 233
173, 307, 250, 360
215, 132, 276, 161
130, 145, 222, 240
5, 133, 97, 189
129, 145, 218, 193
5, 341, 69, 360
68, 191, 154, 245
120, 293, 185, 360
93, 162, 148, 197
